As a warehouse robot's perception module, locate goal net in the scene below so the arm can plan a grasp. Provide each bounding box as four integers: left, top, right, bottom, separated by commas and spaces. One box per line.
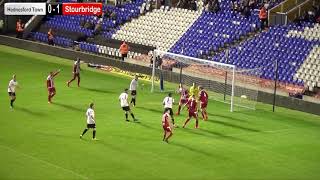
151, 50, 262, 112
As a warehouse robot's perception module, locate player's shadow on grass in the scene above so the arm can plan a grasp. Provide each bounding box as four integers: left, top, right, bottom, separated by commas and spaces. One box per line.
182, 128, 244, 142
206, 119, 260, 133
208, 113, 249, 123
15, 107, 46, 116
170, 141, 213, 157
136, 106, 164, 114
53, 102, 84, 112
95, 139, 127, 152
81, 87, 115, 94
135, 122, 159, 131
115, 134, 157, 142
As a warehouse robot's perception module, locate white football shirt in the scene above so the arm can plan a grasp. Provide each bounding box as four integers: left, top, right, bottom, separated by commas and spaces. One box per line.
8, 80, 18, 92
86, 108, 95, 124
74, 61, 80, 73
129, 79, 138, 91
163, 97, 174, 109
119, 92, 129, 107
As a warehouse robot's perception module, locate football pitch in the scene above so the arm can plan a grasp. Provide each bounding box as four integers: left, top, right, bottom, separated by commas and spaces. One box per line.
1, 45, 320, 180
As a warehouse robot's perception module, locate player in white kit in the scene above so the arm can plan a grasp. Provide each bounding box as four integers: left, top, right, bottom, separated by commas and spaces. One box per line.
119, 88, 137, 122
129, 75, 138, 106
8, 74, 19, 109
162, 92, 176, 126
80, 103, 97, 140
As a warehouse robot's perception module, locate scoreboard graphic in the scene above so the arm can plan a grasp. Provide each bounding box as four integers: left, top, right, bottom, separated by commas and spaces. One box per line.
4, 2, 103, 16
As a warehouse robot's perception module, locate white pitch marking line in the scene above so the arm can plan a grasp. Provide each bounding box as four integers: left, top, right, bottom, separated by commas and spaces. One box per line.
0, 144, 89, 180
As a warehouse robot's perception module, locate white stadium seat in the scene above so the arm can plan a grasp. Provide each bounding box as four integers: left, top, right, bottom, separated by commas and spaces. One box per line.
112, 7, 201, 52
294, 45, 320, 89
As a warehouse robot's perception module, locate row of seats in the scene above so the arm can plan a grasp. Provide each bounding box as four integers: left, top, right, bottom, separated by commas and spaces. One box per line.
169, 10, 259, 58
45, 19, 94, 37
79, 42, 140, 59
113, 6, 201, 52
287, 23, 320, 41
210, 22, 319, 86
295, 45, 320, 91
42, 0, 145, 38
30, 32, 73, 47
222, 0, 285, 10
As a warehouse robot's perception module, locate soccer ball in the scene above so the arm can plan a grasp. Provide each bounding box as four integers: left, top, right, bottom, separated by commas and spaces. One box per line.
241, 95, 247, 99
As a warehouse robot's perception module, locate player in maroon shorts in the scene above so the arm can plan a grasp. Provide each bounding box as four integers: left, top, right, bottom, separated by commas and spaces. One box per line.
176, 83, 189, 115
162, 109, 173, 143
182, 95, 199, 129
67, 58, 81, 87
198, 86, 209, 120
47, 69, 60, 103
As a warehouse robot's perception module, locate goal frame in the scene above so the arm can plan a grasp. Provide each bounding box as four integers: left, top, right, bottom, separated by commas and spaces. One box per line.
151, 50, 236, 112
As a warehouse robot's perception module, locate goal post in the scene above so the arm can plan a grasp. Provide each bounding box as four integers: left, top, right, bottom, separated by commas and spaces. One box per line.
151, 52, 156, 93
151, 49, 261, 112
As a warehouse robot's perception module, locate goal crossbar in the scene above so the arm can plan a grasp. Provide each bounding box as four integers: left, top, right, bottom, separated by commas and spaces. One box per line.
154, 50, 236, 68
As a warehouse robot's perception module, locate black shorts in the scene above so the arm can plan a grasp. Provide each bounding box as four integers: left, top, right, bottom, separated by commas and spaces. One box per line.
131, 90, 137, 96
87, 124, 96, 128
8, 92, 16, 96
122, 54, 128, 58
122, 106, 130, 111
164, 108, 173, 116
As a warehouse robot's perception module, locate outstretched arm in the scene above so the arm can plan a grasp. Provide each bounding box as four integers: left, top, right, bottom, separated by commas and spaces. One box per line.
53, 69, 61, 77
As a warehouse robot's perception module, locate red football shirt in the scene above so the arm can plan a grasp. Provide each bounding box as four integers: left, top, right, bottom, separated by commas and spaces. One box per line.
180, 88, 189, 101
199, 90, 208, 103
46, 71, 59, 88
73, 62, 80, 74
162, 113, 170, 127
187, 98, 197, 113
47, 75, 54, 88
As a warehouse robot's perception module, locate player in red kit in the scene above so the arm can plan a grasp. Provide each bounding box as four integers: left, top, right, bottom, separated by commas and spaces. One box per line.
176, 83, 189, 115
67, 58, 81, 87
182, 95, 199, 129
47, 69, 60, 104
162, 109, 173, 143
198, 86, 209, 120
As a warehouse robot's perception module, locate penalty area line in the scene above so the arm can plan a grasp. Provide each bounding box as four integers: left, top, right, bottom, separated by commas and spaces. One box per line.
0, 144, 89, 180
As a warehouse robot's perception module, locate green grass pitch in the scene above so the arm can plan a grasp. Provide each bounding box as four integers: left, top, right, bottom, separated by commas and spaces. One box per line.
0, 45, 320, 180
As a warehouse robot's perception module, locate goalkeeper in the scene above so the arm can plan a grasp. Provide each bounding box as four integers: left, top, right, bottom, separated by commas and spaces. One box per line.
189, 83, 199, 100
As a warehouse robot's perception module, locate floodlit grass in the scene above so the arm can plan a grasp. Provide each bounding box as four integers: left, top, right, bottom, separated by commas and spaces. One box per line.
0, 45, 320, 180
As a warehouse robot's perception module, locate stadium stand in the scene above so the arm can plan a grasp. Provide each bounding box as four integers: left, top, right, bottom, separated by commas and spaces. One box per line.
26, 0, 319, 96
113, 6, 202, 52
30, 31, 73, 47
294, 45, 320, 91
30, 0, 145, 46
289, 23, 320, 92
287, 23, 320, 42
30, 0, 287, 56
206, 22, 319, 94
169, 10, 259, 57
213, 23, 314, 84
